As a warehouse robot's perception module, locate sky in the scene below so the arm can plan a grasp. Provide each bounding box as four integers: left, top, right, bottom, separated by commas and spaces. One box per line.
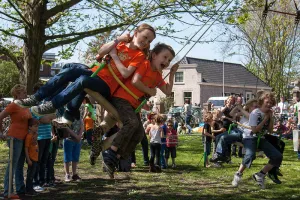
48, 4, 244, 66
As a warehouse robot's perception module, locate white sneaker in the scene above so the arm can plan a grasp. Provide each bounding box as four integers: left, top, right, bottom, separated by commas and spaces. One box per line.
65, 174, 71, 182
232, 172, 242, 187
253, 172, 266, 189
33, 185, 44, 192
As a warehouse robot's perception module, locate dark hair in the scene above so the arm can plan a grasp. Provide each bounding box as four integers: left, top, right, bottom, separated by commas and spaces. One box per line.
149, 43, 175, 61
155, 114, 164, 124
28, 118, 39, 127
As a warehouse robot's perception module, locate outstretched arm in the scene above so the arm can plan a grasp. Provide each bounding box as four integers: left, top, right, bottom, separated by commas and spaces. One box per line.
159, 63, 179, 95
97, 34, 130, 58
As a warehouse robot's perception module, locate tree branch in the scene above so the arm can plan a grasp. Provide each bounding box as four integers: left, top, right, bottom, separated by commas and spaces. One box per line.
44, 0, 82, 20
44, 22, 127, 51
0, 28, 26, 40
0, 45, 23, 71
0, 10, 23, 23
7, 0, 31, 26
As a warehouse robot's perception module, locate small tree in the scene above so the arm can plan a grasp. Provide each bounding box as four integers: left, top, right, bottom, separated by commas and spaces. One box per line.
159, 96, 174, 114
0, 61, 19, 97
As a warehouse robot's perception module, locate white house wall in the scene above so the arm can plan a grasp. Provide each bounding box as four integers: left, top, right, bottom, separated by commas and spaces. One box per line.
154, 64, 200, 107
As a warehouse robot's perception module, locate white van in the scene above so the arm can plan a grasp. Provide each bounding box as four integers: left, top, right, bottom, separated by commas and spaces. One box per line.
207, 97, 228, 110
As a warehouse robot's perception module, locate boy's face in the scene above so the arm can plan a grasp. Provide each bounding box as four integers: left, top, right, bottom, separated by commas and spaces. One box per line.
29, 124, 39, 133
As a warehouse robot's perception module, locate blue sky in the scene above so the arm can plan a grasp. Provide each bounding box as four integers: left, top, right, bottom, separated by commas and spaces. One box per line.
49, 10, 244, 66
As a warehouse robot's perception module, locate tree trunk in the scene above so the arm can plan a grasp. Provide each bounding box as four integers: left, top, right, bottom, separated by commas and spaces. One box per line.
21, 2, 47, 94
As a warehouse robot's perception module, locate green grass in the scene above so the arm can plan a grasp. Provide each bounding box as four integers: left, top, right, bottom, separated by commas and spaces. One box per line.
0, 134, 299, 200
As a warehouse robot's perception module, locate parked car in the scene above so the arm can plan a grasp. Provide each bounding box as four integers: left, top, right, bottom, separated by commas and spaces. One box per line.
207, 96, 228, 110
167, 106, 202, 127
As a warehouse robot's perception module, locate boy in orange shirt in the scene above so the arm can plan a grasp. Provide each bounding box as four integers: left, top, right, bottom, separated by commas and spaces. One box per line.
84, 111, 94, 146
102, 43, 179, 178
25, 118, 40, 196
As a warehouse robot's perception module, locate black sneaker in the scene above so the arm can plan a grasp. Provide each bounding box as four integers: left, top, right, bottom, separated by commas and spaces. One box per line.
89, 151, 97, 166
72, 174, 82, 182
31, 101, 56, 116
268, 173, 282, 184
14, 95, 39, 108
25, 189, 38, 196
102, 149, 118, 179
276, 169, 283, 177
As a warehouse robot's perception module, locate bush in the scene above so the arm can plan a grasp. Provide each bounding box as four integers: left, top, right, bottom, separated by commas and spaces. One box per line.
0, 61, 19, 98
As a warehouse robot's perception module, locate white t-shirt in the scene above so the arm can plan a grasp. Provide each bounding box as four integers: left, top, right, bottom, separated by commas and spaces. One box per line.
150, 128, 161, 144
278, 101, 289, 115
248, 108, 270, 138
184, 104, 192, 116
239, 116, 252, 138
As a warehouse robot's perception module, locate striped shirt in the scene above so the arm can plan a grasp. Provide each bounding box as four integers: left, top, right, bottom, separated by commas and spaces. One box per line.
31, 111, 52, 140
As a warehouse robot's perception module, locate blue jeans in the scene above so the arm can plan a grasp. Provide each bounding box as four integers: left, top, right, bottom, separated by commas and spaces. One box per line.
160, 142, 166, 167
46, 140, 59, 183
216, 128, 243, 156
3, 138, 25, 196
34, 139, 50, 186
298, 150, 300, 159
34, 63, 111, 121
185, 115, 192, 125
242, 137, 283, 168
26, 161, 38, 192
140, 133, 149, 165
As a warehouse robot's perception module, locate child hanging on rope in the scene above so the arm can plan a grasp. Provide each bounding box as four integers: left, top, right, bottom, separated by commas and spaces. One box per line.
14, 23, 156, 127
98, 43, 179, 178
231, 91, 282, 189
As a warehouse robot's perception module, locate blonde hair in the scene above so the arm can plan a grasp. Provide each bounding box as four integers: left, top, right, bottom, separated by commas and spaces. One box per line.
203, 112, 213, 123
257, 91, 276, 107
212, 110, 221, 120
10, 84, 26, 99
244, 99, 258, 112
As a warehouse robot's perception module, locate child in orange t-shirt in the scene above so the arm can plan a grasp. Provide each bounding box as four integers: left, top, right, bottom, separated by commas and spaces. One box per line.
84, 111, 94, 146
102, 43, 179, 178
25, 118, 40, 196
15, 23, 156, 127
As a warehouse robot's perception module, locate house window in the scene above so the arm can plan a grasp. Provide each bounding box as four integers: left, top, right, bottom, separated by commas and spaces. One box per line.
246, 92, 252, 101
175, 72, 183, 83
184, 92, 192, 102
40, 64, 43, 71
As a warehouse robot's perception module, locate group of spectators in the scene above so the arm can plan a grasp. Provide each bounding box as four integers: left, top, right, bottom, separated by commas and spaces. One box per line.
0, 83, 96, 199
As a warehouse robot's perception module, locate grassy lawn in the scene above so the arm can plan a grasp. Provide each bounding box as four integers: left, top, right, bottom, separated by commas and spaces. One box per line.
0, 134, 299, 200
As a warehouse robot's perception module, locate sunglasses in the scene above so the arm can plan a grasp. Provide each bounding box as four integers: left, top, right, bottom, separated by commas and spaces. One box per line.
167, 124, 173, 127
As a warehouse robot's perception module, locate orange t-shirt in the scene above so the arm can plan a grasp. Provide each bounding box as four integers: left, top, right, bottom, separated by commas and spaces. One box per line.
5, 103, 32, 140
84, 116, 94, 131
113, 60, 166, 108
90, 42, 145, 95
25, 133, 39, 162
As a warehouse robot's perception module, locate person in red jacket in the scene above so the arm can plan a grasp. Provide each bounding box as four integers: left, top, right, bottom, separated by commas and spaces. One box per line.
165, 120, 178, 168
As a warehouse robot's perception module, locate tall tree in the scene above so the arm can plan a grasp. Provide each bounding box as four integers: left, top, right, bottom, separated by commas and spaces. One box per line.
0, 0, 234, 93
225, 0, 300, 98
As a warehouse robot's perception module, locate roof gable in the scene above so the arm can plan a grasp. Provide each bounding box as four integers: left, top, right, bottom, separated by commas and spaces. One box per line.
185, 57, 269, 88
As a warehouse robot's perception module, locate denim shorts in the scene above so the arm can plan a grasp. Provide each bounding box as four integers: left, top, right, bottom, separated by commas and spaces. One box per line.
63, 139, 82, 163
